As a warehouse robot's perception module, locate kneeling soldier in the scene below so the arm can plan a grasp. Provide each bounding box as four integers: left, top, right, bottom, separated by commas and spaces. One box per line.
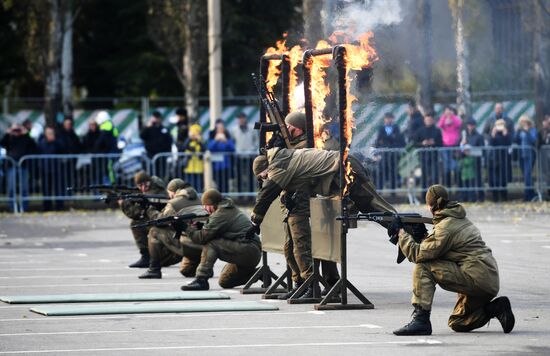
139, 178, 203, 279
393, 185, 514, 335
121, 171, 166, 268
181, 189, 262, 291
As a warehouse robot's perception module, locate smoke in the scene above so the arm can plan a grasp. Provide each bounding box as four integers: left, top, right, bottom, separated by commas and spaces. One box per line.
331, 0, 403, 37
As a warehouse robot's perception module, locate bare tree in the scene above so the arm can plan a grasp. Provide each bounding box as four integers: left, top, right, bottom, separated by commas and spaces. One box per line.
44, 0, 63, 128
449, 0, 471, 118
533, 0, 550, 127
61, 0, 73, 117
148, 0, 207, 121
303, 0, 325, 46
415, 0, 433, 113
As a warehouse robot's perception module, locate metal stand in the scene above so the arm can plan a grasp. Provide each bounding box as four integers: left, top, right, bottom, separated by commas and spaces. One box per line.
314, 45, 374, 310
240, 251, 287, 294
262, 266, 292, 299
287, 259, 339, 304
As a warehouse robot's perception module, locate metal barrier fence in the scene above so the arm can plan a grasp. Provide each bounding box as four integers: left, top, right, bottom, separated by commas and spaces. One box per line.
1, 146, 548, 212
539, 145, 550, 199
0, 156, 18, 212
367, 145, 543, 202
151, 152, 258, 197
16, 153, 150, 212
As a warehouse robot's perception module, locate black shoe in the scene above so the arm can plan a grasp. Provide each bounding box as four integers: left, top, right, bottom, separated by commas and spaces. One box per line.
129, 251, 150, 268
138, 268, 161, 279
298, 286, 314, 299
181, 278, 209, 291
321, 284, 339, 296
278, 283, 303, 300
393, 305, 432, 336
486, 296, 515, 333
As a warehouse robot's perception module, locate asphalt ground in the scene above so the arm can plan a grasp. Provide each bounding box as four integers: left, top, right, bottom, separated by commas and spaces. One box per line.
0, 203, 549, 355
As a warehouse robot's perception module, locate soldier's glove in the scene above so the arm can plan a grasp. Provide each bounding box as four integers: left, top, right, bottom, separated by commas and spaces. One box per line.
246, 223, 260, 239
409, 223, 428, 243
192, 221, 204, 230
387, 217, 403, 245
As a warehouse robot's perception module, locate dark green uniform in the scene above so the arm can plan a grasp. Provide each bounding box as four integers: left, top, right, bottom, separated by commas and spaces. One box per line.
398, 202, 500, 332
252, 148, 395, 225
185, 198, 261, 288
146, 186, 205, 276
279, 136, 339, 285
121, 176, 166, 251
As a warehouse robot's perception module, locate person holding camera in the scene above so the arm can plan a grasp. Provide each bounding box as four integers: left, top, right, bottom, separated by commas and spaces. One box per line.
488, 119, 512, 202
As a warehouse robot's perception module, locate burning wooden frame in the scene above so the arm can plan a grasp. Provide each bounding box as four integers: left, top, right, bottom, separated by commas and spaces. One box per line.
240, 53, 292, 296
303, 45, 375, 310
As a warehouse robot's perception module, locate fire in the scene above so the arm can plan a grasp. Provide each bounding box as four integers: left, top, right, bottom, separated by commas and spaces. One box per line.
335, 32, 378, 196
309, 40, 332, 149
263, 35, 304, 113
263, 33, 288, 91
287, 45, 303, 112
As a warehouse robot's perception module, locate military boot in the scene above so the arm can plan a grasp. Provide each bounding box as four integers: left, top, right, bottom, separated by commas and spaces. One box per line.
278, 282, 303, 300
138, 258, 161, 279
181, 278, 209, 291
298, 285, 315, 300
393, 305, 432, 336
129, 249, 150, 268
138, 267, 161, 279
321, 281, 340, 296
485, 296, 515, 333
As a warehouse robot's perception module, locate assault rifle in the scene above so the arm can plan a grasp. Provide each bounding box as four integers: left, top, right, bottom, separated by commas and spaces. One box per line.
337, 212, 433, 264
132, 212, 210, 240
67, 185, 139, 194
104, 193, 170, 209
251, 73, 292, 149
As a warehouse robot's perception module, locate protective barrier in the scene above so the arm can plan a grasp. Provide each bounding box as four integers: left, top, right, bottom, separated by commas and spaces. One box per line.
16, 153, 151, 212
1, 146, 548, 212
151, 151, 257, 196
364, 146, 542, 202
0, 156, 18, 212
539, 145, 550, 200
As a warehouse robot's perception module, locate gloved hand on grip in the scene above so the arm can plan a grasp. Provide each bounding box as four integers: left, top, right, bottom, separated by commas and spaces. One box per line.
409, 223, 428, 242
387, 217, 403, 244
246, 223, 261, 239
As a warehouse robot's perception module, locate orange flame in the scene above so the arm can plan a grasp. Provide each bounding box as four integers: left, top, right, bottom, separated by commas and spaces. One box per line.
263, 33, 288, 91
309, 40, 332, 149
335, 32, 378, 195
287, 45, 303, 112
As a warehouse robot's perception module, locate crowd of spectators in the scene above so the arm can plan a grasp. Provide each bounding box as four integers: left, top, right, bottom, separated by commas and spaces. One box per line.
1, 103, 549, 211
373, 101, 550, 202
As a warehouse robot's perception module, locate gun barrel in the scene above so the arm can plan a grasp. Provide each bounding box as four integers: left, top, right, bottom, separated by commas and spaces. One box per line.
336, 213, 433, 225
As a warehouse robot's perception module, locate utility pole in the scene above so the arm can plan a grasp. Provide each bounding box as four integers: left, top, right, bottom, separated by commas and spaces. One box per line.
208, 0, 222, 128
205, 0, 222, 190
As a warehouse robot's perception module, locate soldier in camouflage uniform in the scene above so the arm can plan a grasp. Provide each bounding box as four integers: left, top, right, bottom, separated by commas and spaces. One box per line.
138, 178, 204, 279
393, 185, 514, 335
120, 171, 166, 268
266, 112, 340, 300
181, 189, 261, 291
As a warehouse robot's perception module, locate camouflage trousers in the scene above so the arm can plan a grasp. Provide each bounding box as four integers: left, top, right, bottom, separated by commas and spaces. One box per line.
412, 260, 499, 332
148, 227, 201, 276
130, 219, 149, 250
188, 237, 261, 288
283, 215, 339, 284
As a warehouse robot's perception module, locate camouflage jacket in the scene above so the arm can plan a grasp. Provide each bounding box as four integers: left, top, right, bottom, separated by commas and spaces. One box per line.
121, 176, 166, 220
252, 148, 340, 224
399, 202, 499, 296
186, 198, 259, 245
146, 185, 201, 220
